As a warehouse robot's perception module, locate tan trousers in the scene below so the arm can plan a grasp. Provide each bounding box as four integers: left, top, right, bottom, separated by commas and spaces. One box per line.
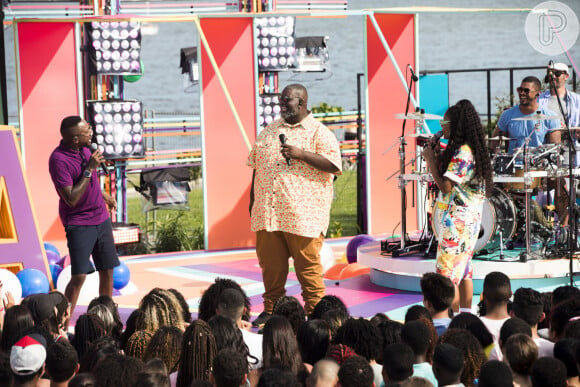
256, 230, 325, 314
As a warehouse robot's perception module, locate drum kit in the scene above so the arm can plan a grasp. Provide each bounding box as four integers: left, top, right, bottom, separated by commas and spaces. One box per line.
387, 110, 580, 260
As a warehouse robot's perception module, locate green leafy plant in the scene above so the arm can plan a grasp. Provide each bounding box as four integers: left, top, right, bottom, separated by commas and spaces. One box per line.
311, 102, 344, 114
152, 212, 204, 252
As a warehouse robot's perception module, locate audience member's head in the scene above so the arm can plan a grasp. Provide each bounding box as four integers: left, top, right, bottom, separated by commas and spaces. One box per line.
438, 328, 485, 387
78, 335, 119, 373
143, 325, 183, 374
72, 313, 106, 360
337, 355, 374, 387
258, 366, 300, 387
133, 370, 171, 387
481, 271, 512, 308
0, 304, 34, 352
87, 295, 123, 341
216, 288, 246, 322
310, 295, 349, 320
325, 344, 356, 366
503, 333, 538, 376
125, 329, 154, 360
478, 360, 513, 387
211, 348, 249, 387
9, 334, 47, 385
137, 292, 179, 332
297, 319, 331, 366
538, 291, 552, 331
432, 343, 463, 386
143, 358, 168, 375
420, 272, 455, 314
49, 291, 70, 332
198, 278, 251, 322
177, 320, 217, 386
273, 296, 306, 334
207, 314, 255, 368
448, 312, 493, 351
551, 285, 580, 308
401, 320, 431, 361
531, 357, 567, 387
307, 359, 339, 387
382, 343, 414, 384
262, 315, 304, 377
93, 353, 145, 387
45, 339, 79, 384
553, 338, 580, 381
21, 293, 60, 337
400, 376, 434, 386
320, 308, 350, 338
563, 319, 580, 340
148, 288, 186, 328
168, 288, 192, 324
332, 317, 381, 362
86, 304, 115, 338
550, 297, 580, 341
369, 313, 390, 327
68, 372, 96, 387
404, 305, 432, 323
120, 308, 144, 352
512, 287, 545, 327
499, 317, 532, 349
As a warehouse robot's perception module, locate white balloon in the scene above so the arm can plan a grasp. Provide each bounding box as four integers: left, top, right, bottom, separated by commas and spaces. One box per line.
56, 266, 100, 304
0, 268, 22, 305
319, 242, 336, 274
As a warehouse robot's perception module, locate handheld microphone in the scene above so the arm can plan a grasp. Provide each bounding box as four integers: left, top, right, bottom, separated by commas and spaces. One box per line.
90, 143, 109, 175
545, 60, 555, 83
408, 64, 419, 82
431, 130, 444, 148
279, 134, 291, 166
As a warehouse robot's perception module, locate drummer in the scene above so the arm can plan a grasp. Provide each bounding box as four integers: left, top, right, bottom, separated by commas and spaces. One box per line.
493, 76, 561, 151
493, 75, 563, 223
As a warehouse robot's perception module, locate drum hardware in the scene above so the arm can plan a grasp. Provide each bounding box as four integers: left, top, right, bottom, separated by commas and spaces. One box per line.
395, 112, 443, 120
512, 112, 560, 121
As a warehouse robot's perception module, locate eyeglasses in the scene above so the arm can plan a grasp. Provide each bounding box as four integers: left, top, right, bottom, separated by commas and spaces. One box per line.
280, 96, 301, 104
439, 120, 450, 125
516, 87, 537, 94
553, 71, 566, 77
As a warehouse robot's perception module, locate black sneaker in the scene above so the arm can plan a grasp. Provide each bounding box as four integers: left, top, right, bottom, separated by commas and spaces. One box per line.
252, 312, 271, 327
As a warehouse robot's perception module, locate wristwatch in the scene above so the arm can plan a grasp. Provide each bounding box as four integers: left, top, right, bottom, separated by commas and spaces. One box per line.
82, 169, 92, 178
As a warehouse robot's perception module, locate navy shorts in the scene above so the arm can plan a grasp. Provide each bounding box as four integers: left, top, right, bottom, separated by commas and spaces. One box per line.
65, 218, 120, 275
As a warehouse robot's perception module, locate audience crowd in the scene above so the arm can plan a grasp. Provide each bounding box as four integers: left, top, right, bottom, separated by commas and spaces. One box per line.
0, 271, 579, 387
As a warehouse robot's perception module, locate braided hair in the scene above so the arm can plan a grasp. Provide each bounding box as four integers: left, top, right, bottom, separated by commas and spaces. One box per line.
438, 99, 493, 198
438, 328, 485, 387
143, 326, 183, 374
72, 313, 106, 360
177, 320, 217, 386
126, 330, 154, 360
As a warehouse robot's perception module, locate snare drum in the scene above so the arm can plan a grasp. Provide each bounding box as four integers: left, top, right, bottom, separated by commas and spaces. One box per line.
431, 187, 517, 252
504, 169, 542, 192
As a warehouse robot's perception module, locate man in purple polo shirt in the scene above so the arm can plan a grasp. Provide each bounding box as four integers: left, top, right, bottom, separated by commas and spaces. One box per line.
49, 116, 119, 327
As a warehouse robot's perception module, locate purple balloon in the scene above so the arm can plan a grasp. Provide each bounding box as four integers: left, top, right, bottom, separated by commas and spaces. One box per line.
346, 234, 376, 264
46, 250, 60, 266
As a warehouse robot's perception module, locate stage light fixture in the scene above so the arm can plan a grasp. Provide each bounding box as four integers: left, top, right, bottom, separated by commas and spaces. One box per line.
86, 100, 145, 160
86, 21, 142, 75
258, 93, 281, 131
179, 46, 199, 91
255, 16, 296, 72
294, 36, 330, 72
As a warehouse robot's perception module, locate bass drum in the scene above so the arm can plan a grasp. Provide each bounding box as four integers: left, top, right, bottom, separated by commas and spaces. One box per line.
431, 187, 517, 252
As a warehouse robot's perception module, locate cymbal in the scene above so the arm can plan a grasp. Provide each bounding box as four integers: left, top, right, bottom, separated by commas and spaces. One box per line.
395, 112, 443, 120
512, 113, 560, 121
548, 127, 580, 131
407, 132, 434, 138
487, 136, 514, 141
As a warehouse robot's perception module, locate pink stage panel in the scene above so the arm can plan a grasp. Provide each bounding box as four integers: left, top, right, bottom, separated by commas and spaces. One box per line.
17, 22, 80, 253
200, 17, 257, 249
366, 14, 417, 235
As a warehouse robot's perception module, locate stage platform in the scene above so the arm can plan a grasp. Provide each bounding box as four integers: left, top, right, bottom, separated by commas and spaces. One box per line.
358, 240, 580, 294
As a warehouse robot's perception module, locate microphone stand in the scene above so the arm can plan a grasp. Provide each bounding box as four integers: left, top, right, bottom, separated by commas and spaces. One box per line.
549, 74, 576, 286
386, 72, 427, 257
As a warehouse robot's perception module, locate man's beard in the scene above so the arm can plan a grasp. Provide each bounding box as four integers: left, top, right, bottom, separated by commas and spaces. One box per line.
282, 109, 299, 124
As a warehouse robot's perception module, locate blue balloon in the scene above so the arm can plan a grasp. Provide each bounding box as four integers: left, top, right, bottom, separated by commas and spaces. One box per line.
113, 262, 130, 290
16, 268, 50, 297
43, 242, 61, 258
48, 264, 63, 285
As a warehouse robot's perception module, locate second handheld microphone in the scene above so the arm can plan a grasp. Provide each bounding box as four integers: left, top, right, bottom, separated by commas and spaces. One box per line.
279, 134, 291, 166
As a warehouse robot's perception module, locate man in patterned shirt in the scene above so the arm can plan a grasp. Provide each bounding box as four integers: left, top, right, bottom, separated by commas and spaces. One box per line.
248, 84, 342, 326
